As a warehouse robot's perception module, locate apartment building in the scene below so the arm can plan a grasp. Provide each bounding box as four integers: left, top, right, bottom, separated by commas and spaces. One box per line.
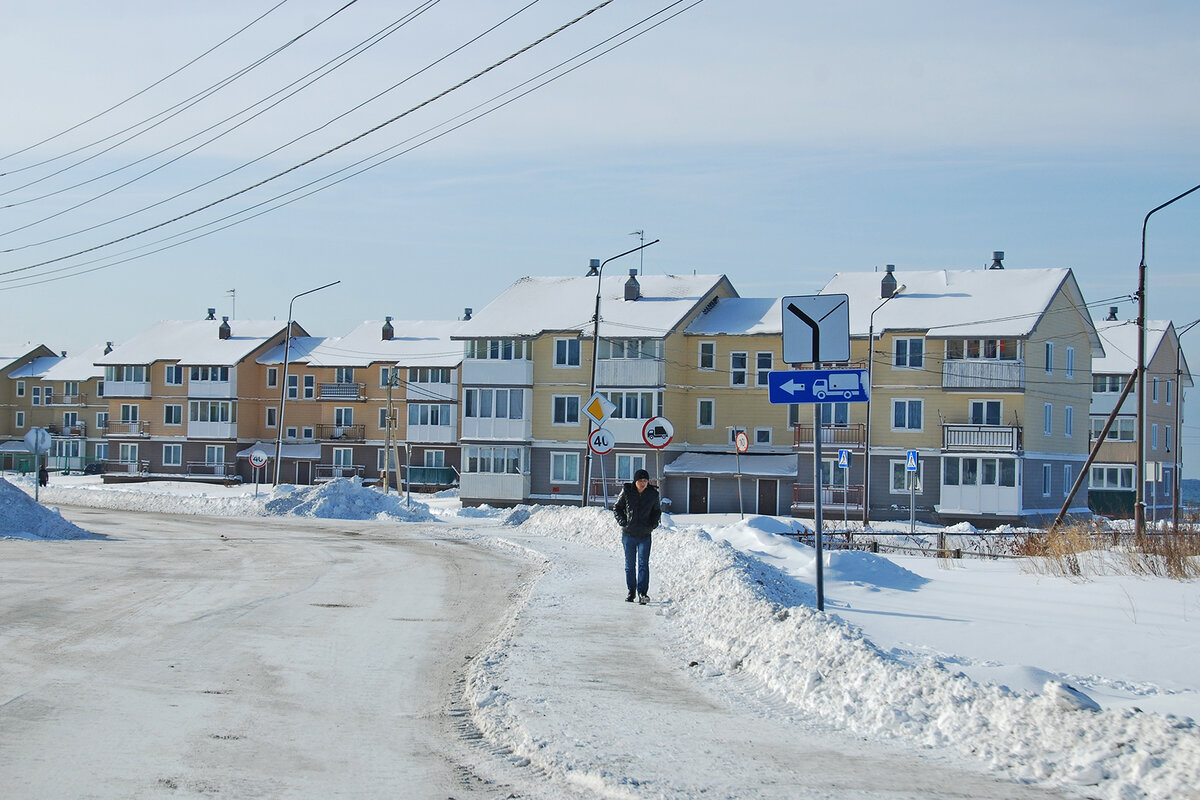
1, 342, 58, 471
821, 261, 1103, 525
1089, 314, 1192, 519
452, 271, 736, 507
255, 318, 462, 487
94, 316, 295, 481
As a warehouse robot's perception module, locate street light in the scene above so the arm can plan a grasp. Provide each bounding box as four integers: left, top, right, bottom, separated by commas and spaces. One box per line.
1136, 183, 1200, 536
1172, 317, 1199, 532
579, 239, 660, 507
862, 281, 905, 524
273, 280, 340, 484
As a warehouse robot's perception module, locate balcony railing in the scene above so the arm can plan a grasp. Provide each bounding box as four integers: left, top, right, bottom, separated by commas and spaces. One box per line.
105, 459, 150, 474
317, 382, 365, 401
186, 461, 236, 477
794, 423, 865, 447
105, 420, 149, 437
405, 466, 458, 487
315, 463, 365, 481
941, 359, 1025, 391
315, 423, 365, 441
791, 483, 864, 510
47, 422, 88, 437
48, 392, 88, 406
942, 423, 1022, 452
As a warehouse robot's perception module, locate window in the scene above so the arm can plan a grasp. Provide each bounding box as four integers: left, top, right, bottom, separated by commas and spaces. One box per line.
756, 352, 773, 386
1152, 377, 1160, 403
464, 388, 523, 419
788, 404, 800, 428
1167, 379, 1174, 406
1093, 374, 1125, 393
15, 411, 25, 428
334, 407, 354, 428
1066, 347, 1075, 379
699, 341, 715, 371
616, 454, 646, 481
1090, 464, 1134, 490
380, 367, 393, 387
1000, 459, 1017, 487
894, 338, 924, 368
190, 366, 230, 382
946, 455, 1017, 488
32, 386, 41, 406
970, 400, 1001, 426
63, 411, 79, 429
1166, 425, 1174, 452
467, 339, 526, 360
267, 367, 278, 388
730, 352, 747, 386
266, 407, 277, 428
15, 381, 24, 397
408, 404, 452, 426
43, 386, 53, 405
465, 446, 523, 474
550, 452, 580, 483
1043, 403, 1053, 436
189, 401, 232, 423
286, 426, 298, 440
554, 337, 581, 367
698, 399, 714, 428
729, 427, 747, 446
162, 444, 182, 467
820, 402, 849, 426
97, 411, 108, 430
165, 365, 184, 385
1064, 465, 1074, 496
425, 450, 445, 467
552, 395, 580, 425
1091, 416, 1136, 441
598, 339, 659, 360
890, 460, 923, 493
164, 404, 183, 425
1042, 464, 1053, 496
1064, 406, 1073, 438
891, 399, 922, 431
120, 404, 139, 422
1152, 423, 1159, 450
118, 443, 139, 465
755, 427, 772, 445
1044, 342, 1054, 374
378, 449, 397, 471
945, 338, 1017, 361
332, 447, 353, 472
335, 367, 355, 384
408, 367, 452, 383
604, 391, 660, 420
303, 375, 315, 399
105, 365, 147, 383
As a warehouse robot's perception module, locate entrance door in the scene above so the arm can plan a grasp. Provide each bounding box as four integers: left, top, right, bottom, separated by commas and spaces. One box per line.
757, 479, 778, 516
688, 477, 709, 514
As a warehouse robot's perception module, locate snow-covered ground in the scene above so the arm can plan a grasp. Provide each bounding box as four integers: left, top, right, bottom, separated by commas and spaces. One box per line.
4, 473, 1199, 799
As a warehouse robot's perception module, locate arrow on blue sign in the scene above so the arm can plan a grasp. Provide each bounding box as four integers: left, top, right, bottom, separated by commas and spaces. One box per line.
767, 369, 870, 405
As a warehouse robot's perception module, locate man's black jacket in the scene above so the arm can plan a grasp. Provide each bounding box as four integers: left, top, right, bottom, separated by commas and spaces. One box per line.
613, 482, 661, 538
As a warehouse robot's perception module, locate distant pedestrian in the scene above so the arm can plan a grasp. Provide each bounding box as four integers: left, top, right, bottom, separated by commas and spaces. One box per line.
613, 468, 661, 605
38, 464, 49, 487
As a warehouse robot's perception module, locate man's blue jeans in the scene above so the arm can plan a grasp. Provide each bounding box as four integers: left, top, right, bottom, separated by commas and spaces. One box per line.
622, 534, 652, 595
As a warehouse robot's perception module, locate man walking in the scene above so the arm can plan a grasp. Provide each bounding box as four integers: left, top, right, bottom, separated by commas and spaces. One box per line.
613, 468, 661, 605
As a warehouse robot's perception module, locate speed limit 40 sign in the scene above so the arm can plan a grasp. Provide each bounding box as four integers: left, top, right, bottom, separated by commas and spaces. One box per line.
588, 428, 615, 455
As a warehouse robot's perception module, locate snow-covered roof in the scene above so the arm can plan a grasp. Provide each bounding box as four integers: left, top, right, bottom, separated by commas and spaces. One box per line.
7, 356, 61, 379
20, 344, 109, 381
0, 343, 51, 371
455, 274, 733, 339
821, 268, 1096, 343
95, 320, 290, 366
684, 297, 782, 336
1093, 319, 1192, 385
663, 452, 797, 478
256, 321, 463, 368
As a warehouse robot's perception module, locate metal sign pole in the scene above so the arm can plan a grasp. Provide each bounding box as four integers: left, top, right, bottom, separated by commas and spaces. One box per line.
813, 391, 824, 612
600, 452, 609, 509
736, 449, 744, 520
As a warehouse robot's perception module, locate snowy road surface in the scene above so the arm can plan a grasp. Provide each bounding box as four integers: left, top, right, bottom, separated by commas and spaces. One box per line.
0, 506, 1069, 799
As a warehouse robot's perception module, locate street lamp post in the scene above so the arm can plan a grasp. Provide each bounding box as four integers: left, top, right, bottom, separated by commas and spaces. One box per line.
1172, 318, 1199, 532
273, 280, 340, 485
1136, 183, 1200, 536
579, 239, 660, 507
862, 283, 905, 525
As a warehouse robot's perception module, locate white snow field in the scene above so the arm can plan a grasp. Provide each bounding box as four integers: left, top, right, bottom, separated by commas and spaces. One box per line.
2, 474, 1198, 799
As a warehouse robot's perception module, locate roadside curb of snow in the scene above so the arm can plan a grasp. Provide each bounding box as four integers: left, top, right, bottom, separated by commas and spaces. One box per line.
513, 505, 1200, 800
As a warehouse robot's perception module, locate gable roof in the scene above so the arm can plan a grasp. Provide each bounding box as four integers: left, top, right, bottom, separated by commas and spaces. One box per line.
95, 320, 293, 367
821, 268, 1100, 349
0, 343, 56, 373
684, 297, 782, 336
454, 274, 734, 339
256, 320, 463, 368
1093, 319, 1192, 386
15, 344, 109, 381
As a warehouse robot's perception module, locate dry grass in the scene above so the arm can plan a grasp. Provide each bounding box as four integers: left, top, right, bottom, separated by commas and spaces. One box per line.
1016, 514, 1200, 580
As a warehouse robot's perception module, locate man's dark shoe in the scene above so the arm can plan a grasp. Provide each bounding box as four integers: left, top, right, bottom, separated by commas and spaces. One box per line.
625, 591, 635, 602
638, 594, 648, 605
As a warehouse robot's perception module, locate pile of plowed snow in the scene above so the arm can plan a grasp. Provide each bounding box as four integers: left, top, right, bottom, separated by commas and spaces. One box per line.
0, 478, 98, 540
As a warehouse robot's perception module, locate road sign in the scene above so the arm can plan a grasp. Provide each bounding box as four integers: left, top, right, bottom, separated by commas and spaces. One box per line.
24, 428, 51, 454
583, 392, 617, 427
734, 431, 749, 454
837, 449, 851, 469
906, 450, 919, 471
642, 416, 674, 449
782, 294, 850, 364
767, 369, 870, 404
249, 449, 269, 469
588, 427, 615, 455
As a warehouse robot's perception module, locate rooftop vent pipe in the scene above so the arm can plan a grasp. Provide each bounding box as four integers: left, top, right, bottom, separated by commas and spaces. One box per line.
880, 264, 898, 299
1107, 306, 1119, 321
206, 308, 217, 320
586, 259, 600, 277
463, 307, 472, 321
104, 341, 113, 355
219, 316, 232, 340
624, 268, 641, 301
990, 251, 1005, 270
382, 316, 394, 341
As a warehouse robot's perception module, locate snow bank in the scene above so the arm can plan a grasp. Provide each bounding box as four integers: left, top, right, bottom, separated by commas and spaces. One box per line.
0, 478, 98, 540
509, 505, 1200, 800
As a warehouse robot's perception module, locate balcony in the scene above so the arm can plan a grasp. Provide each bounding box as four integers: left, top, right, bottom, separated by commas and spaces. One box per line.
106, 420, 149, 437
405, 465, 458, 487
406, 423, 457, 444
47, 422, 88, 437
315, 423, 365, 442
597, 358, 665, 387
941, 359, 1025, 391
104, 380, 151, 398
794, 423, 865, 448
318, 382, 365, 401
315, 463, 365, 481
186, 461, 236, 478
942, 423, 1022, 452
186, 421, 237, 439
791, 483, 864, 517
188, 380, 236, 399
105, 459, 150, 474
406, 381, 456, 402
48, 392, 88, 406
461, 358, 533, 386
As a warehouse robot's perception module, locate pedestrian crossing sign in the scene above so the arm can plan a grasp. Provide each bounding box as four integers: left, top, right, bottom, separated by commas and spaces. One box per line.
837, 449, 851, 469
906, 450, 919, 472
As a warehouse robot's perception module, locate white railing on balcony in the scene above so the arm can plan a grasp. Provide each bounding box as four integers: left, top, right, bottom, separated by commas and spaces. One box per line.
188, 378, 237, 399
597, 358, 664, 387
461, 359, 533, 386
461, 415, 532, 440
942, 424, 1022, 452
406, 423, 457, 443
187, 421, 236, 439
460, 472, 530, 502
941, 359, 1025, 391
186, 461, 235, 477
104, 380, 151, 397
407, 381, 457, 401
318, 382, 365, 401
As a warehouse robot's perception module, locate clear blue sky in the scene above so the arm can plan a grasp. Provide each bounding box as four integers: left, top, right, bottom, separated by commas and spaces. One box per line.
2, 1, 1199, 472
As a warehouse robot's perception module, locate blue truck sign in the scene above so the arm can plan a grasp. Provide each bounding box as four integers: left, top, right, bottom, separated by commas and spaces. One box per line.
767, 368, 870, 405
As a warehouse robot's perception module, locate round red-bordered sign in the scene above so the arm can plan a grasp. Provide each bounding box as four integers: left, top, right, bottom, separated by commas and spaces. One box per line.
249, 450, 269, 468
734, 431, 749, 454
588, 427, 615, 455
641, 416, 674, 449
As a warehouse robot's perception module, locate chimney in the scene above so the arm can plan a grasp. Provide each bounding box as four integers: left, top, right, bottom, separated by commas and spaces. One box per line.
206, 308, 217, 320
61, 351, 67, 357
1106, 306, 1119, 321
624, 268, 641, 301
586, 259, 600, 277
880, 264, 897, 299
382, 316, 394, 341
463, 307, 472, 321
989, 251, 1005, 270
219, 316, 232, 340
104, 341, 113, 355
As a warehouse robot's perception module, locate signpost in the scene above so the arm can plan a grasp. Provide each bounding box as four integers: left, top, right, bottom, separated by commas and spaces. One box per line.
734, 430, 749, 519
906, 449, 920, 540
582, 393, 617, 506
249, 449, 268, 497
642, 416, 673, 491
24, 427, 51, 503
589, 428, 615, 508
838, 449, 851, 521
